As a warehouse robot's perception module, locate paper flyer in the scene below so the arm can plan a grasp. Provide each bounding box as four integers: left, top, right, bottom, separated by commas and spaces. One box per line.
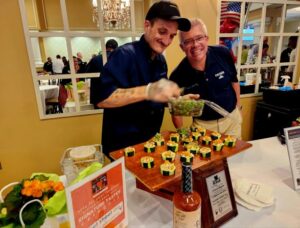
66, 158, 127, 228
284, 126, 300, 191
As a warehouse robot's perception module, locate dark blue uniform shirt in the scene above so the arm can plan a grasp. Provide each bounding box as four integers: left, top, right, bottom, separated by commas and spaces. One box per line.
93, 35, 167, 156
170, 46, 238, 120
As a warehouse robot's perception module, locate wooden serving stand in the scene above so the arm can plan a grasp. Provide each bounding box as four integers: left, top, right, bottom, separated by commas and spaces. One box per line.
110, 131, 252, 228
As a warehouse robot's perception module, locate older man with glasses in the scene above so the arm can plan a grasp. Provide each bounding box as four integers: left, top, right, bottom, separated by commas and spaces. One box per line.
170, 18, 242, 139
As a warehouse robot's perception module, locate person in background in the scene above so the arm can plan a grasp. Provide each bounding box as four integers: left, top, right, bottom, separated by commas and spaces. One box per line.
62, 56, 68, 68
92, 1, 191, 158
284, 36, 298, 77
62, 56, 80, 75
86, 39, 119, 108
170, 18, 242, 139
286, 48, 297, 76
75, 52, 87, 73
52, 54, 64, 74
246, 37, 269, 64
280, 36, 298, 64
58, 56, 81, 108
43, 57, 53, 74
261, 43, 271, 63
241, 45, 248, 65
77, 52, 83, 62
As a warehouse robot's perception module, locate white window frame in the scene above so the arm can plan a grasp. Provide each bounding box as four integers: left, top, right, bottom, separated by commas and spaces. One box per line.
217, 0, 300, 97
18, 0, 144, 119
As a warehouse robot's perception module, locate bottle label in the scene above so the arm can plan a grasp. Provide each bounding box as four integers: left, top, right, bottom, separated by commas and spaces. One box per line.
173, 206, 201, 228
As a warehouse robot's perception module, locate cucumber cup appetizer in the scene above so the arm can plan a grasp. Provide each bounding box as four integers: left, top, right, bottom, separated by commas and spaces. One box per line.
160, 161, 176, 176
224, 136, 236, 147
124, 147, 135, 157
167, 140, 179, 152
200, 147, 211, 158
201, 135, 212, 146
161, 150, 176, 162
211, 131, 221, 140
141, 156, 154, 168
212, 139, 224, 152
180, 151, 194, 163
144, 141, 156, 153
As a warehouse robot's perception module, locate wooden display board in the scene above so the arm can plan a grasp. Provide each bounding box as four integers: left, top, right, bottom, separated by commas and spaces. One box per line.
110, 131, 252, 227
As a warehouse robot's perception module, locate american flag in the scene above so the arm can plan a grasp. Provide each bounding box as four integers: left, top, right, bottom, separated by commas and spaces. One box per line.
221, 1, 241, 25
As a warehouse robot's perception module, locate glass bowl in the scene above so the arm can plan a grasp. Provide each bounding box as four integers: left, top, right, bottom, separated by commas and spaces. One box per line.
168, 98, 204, 117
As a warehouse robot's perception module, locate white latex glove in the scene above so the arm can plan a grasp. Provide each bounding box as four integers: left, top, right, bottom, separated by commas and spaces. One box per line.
182, 94, 200, 100
146, 78, 180, 102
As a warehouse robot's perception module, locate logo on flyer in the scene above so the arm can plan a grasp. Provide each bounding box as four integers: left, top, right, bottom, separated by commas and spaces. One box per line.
213, 175, 221, 185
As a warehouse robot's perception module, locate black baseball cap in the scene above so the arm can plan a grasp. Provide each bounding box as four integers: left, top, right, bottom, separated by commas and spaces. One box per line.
145, 1, 191, 31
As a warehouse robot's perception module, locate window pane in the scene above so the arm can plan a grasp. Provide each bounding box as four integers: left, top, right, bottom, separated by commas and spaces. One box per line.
219, 36, 239, 64
265, 4, 283, 33
279, 36, 298, 75
33, 37, 68, 76
260, 67, 275, 88
70, 37, 102, 74
220, 1, 242, 34
240, 68, 257, 94
279, 36, 299, 83
262, 36, 277, 64
75, 78, 96, 111
240, 36, 261, 65
38, 79, 65, 115
60, 80, 77, 113
284, 5, 300, 33
243, 3, 263, 33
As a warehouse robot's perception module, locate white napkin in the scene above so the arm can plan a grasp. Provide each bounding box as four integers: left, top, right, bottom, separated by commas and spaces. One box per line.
233, 178, 275, 211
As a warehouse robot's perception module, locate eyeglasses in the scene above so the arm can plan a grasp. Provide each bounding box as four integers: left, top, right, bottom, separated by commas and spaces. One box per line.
182, 35, 207, 47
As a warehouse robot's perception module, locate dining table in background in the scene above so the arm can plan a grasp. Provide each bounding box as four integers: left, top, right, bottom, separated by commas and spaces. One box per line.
39, 84, 59, 114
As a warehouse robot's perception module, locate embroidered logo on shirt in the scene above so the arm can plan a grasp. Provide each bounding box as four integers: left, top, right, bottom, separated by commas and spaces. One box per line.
215, 71, 224, 79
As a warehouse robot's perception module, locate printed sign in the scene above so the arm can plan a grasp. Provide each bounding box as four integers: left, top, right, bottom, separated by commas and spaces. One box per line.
66, 158, 127, 228
284, 126, 300, 191
206, 170, 232, 221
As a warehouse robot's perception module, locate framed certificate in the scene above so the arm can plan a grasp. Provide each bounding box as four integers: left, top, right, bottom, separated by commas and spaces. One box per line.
66, 158, 128, 227
284, 126, 300, 191
193, 159, 238, 227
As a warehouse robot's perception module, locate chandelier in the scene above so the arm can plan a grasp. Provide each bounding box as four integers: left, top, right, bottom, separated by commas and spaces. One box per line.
92, 0, 131, 30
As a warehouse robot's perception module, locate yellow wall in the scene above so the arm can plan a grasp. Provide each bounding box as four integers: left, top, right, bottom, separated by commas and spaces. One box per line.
240, 96, 262, 140
0, 1, 102, 187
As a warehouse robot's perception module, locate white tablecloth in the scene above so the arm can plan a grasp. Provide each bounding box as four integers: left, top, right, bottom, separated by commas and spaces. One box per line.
39, 85, 59, 114
125, 137, 300, 228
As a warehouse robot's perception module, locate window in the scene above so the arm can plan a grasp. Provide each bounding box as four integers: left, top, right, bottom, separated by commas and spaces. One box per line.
218, 0, 300, 96
19, 0, 146, 119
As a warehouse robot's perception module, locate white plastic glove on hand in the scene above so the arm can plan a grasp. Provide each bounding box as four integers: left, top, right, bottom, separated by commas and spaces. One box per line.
146, 78, 180, 102
181, 94, 200, 100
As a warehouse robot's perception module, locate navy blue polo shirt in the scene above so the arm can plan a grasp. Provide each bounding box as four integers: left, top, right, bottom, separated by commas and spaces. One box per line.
170, 45, 238, 120
94, 35, 167, 155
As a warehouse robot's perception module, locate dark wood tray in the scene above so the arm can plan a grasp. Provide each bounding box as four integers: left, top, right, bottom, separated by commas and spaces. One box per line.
110, 131, 252, 191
